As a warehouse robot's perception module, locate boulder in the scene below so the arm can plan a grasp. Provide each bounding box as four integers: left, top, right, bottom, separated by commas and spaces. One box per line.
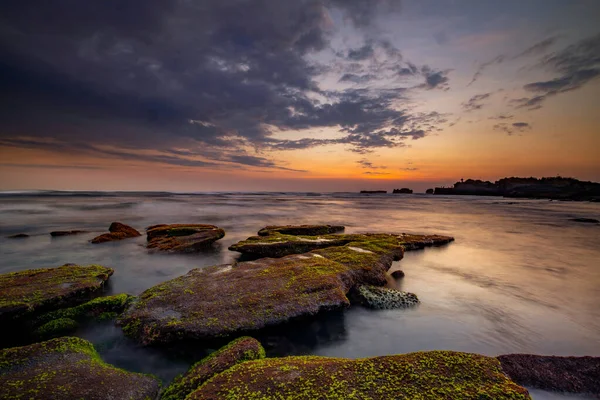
498, 354, 600, 396
7, 233, 29, 239
188, 350, 531, 399
351, 285, 419, 309
0, 337, 160, 400
162, 337, 265, 400
0, 264, 114, 324
146, 224, 225, 252
257, 224, 344, 236
230, 230, 454, 258
119, 233, 453, 345
91, 221, 141, 244
50, 230, 87, 237
391, 270, 405, 279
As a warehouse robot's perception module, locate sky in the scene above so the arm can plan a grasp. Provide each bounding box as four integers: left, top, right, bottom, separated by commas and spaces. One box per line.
0, 0, 599, 192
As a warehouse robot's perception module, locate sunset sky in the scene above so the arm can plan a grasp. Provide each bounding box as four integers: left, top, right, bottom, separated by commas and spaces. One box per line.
0, 0, 599, 192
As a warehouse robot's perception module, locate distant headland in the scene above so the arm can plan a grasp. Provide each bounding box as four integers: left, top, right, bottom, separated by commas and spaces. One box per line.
434, 176, 600, 201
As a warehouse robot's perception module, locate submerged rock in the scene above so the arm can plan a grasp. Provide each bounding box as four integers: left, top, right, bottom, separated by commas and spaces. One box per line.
162, 337, 265, 400
0, 264, 114, 323
498, 354, 600, 396
91, 221, 141, 244
391, 270, 405, 279
188, 350, 531, 399
351, 285, 419, 309
230, 230, 453, 258
146, 224, 225, 252
7, 233, 29, 239
50, 230, 87, 237
257, 224, 344, 236
0, 337, 160, 400
569, 217, 599, 223
119, 232, 452, 345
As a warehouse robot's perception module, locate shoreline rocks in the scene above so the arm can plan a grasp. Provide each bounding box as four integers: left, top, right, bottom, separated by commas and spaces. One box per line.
91, 222, 141, 244
258, 224, 344, 236
7, 233, 29, 239
50, 230, 87, 237
0, 337, 160, 400
351, 285, 419, 309
188, 350, 531, 399
146, 224, 225, 252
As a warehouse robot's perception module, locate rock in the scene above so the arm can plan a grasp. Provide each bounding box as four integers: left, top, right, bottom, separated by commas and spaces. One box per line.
7, 233, 29, 239
0, 264, 114, 324
393, 188, 413, 194
569, 218, 599, 223
426, 188, 434, 194
351, 285, 419, 309
91, 221, 141, 244
0, 337, 160, 400
498, 354, 600, 396
188, 350, 531, 399
162, 337, 265, 400
119, 232, 453, 345
50, 230, 87, 237
360, 190, 387, 193
33, 317, 79, 339
230, 230, 454, 258
146, 224, 225, 252
257, 224, 344, 236
391, 270, 405, 279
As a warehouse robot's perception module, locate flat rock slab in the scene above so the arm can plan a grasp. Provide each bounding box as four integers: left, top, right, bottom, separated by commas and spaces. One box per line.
120, 233, 452, 345
0, 337, 160, 400
258, 224, 345, 236
498, 354, 600, 396
91, 221, 141, 244
146, 224, 225, 252
50, 230, 87, 237
0, 264, 114, 323
162, 337, 265, 400
188, 351, 531, 399
230, 230, 453, 258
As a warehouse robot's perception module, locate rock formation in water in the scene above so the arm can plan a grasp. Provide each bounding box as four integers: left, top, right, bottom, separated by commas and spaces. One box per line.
7, 233, 29, 239
498, 354, 600, 396
0, 337, 160, 400
391, 270, 405, 279
350, 285, 419, 309
119, 226, 453, 345
187, 349, 530, 399
393, 188, 413, 194
50, 230, 87, 237
257, 224, 344, 236
360, 190, 387, 193
569, 218, 599, 223
146, 224, 225, 252
90, 222, 141, 243
426, 188, 434, 194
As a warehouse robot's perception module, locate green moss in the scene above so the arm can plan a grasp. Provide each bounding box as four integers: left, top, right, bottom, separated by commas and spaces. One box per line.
33, 318, 79, 339
35, 293, 134, 325
189, 351, 531, 400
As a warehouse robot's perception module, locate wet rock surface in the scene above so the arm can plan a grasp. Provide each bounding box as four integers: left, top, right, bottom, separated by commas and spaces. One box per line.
391, 270, 405, 279
498, 354, 600, 396
0, 337, 160, 400
146, 224, 225, 252
0, 264, 114, 324
50, 230, 87, 237
351, 284, 419, 309
7, 233, 29, 239
91, 221, 141, 244
162, 337, 265, 400
120, 232, 453, 345
569, 218, 599, 223
189, 350, 531, 400
258, 224, 345, 236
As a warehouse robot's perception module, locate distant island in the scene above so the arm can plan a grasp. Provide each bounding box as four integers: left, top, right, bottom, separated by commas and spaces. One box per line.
360, 190, 387, 194
434, 177, 600, 201
393, 188, 413, 194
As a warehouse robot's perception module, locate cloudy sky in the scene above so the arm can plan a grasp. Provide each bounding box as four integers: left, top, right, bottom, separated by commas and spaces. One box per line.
0, 0, 599, 191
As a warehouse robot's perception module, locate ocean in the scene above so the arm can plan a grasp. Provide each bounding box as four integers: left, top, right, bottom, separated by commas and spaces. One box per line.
1, 191, 599, 399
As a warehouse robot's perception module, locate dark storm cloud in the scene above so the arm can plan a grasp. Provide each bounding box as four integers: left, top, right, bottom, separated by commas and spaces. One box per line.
462, 93, 492, 112
0, 0, 420, 170
511, 33, 600, 110
493, 122, 531, 135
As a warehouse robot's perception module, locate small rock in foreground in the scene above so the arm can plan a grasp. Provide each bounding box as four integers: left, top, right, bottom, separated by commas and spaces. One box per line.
351, 284, 419, 309
391, 270, 405, 279
0, 337, 160, 400
146, 224, 225, 252
91, 222, 141, 244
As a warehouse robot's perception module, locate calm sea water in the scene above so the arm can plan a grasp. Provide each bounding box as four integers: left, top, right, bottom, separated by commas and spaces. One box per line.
1, 191, 599, 399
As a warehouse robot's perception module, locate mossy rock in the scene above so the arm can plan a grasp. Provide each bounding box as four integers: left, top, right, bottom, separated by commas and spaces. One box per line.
91, 221, 141, 244
0, 337, 160, 399
146, 224, 225, 252
350, 285, 419, 309
188, 350, 531, 399
161, 337, 265, 400
33, 317, 79, 339
257, 224, 345, 236
119, 233, 451, 345
0, 264, 114, 323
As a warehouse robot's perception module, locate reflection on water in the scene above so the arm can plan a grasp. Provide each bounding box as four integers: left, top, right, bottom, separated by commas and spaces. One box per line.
1, 192, 599, 399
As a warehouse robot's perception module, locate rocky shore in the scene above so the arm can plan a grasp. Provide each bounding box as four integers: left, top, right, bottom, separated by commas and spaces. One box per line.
1, 223, 598, 398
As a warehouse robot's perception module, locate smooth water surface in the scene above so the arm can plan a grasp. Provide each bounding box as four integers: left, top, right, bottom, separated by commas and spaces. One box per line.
1, 192, 599, 399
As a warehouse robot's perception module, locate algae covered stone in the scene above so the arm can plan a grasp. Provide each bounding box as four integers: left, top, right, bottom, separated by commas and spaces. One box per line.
0, 337, 160, 400
162, 337, 265, 400
91, 221, 141, 244
146, 224, 225, 252
351, 284, 420, 309
119, 232, 452, 345
0, 264, 114, 323
188, 350, 531, 399
257, 224, 344, 236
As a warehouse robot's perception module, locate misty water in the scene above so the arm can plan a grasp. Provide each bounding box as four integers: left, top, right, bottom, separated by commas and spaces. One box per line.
1, 192, 599, 399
